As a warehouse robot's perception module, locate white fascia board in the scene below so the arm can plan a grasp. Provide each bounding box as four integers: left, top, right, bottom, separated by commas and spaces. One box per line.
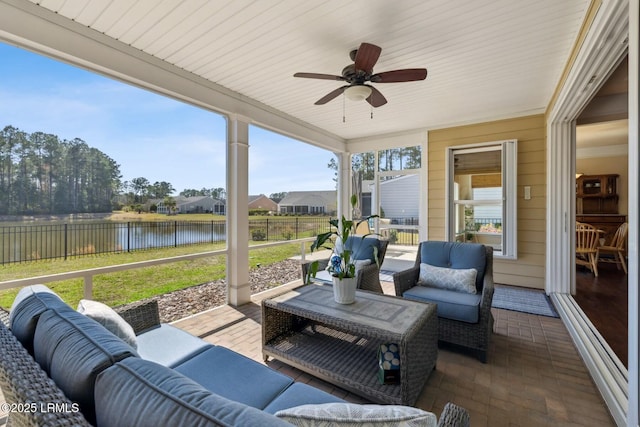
0, 0, 345, 153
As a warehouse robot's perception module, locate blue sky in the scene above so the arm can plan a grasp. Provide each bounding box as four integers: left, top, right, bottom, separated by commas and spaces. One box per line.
0, 42, 337, 196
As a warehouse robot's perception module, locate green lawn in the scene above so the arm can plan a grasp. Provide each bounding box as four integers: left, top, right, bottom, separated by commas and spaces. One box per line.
0, 241, 309, 310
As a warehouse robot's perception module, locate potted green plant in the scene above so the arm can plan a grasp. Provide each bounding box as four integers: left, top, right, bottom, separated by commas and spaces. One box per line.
308, 195, 379, 304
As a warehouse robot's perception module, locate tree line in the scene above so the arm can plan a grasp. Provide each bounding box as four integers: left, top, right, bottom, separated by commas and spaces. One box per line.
1, 125, 420, 216
327, 147, 422, 182
0, 126, 121, 215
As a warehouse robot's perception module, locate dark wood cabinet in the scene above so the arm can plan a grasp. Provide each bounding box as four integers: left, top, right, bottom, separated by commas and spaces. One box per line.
576, 174, 619, 214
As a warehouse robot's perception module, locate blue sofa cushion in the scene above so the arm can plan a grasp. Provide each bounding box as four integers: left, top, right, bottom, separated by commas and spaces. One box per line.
33, 307, 139, 422
403, 286, 482, 323
420, 241, 486, 291
174, 346, 294, 410
9, 285, 68, 354
263, 382, 344, 414
136, 323, 210, 367
345, 236, 380, 263
95, 358, 289, 427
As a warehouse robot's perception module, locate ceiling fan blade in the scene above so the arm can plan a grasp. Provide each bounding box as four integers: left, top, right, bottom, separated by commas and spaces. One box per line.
354, 43, 382, 73
366, 86, 387, 108
315, 86, 349, 105
294, 72, 345, 81
371, 68, 427, 83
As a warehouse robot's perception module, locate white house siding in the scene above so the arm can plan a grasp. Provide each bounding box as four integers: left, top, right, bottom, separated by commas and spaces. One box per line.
472, 187, 502, 223
379, 175, 419, 221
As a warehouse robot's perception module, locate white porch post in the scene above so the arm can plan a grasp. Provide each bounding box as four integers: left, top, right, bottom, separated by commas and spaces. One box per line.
226, 115, 251, 306
337, 152, 352, 219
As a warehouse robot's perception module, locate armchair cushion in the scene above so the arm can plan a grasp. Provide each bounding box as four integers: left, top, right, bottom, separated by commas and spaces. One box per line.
344, 236, 381, 263
403, 286, 482, 323
314, 259, 371, 283
419, 241, 486, 291
417, 263, 477, 294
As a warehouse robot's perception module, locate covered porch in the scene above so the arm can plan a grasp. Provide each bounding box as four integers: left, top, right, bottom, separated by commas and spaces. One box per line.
0, 0, 638, 425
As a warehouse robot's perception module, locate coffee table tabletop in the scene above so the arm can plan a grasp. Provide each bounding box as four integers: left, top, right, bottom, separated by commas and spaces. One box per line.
266, 283, 430, 338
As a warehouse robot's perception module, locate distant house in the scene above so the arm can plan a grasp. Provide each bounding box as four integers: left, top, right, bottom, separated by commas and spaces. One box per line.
155, 196, 226, 215
379, 175, 419, 221
248, 194, 278, 213
358, 175, 419, 221
278, 191, 336, 215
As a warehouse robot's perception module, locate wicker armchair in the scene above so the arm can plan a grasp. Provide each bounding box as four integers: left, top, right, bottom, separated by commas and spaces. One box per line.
301, 237, 389, 294
394, 241, 494, 362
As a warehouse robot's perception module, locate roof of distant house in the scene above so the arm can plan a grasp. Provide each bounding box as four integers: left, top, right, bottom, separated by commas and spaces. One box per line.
278, 190, 336, 206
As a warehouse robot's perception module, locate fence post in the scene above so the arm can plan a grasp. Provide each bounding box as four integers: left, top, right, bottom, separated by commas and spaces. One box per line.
266, 218, 269, 241
175, 221, 178, 247
64, 223, 68, 260
127, 222, 131, 252
84, 275, 93, 300
296, 217, 299, 240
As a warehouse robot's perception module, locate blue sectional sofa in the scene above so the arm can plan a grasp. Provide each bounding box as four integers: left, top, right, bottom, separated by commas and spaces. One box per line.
0, 285, 470, 426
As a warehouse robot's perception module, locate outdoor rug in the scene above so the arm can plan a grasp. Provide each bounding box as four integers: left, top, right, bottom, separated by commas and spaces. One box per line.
492, 285, 559, 317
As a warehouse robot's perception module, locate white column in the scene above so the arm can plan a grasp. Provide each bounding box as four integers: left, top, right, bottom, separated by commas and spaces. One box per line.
226, 115, 251, 306
337, 152, 352, 219
420, 134, 429, 241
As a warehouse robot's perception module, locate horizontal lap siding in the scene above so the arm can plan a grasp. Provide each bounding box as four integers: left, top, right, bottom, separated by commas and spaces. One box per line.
428, 114, 546, 289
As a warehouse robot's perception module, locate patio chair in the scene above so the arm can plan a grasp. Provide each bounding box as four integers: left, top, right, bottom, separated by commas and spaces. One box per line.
576, 222, 600, 276
301, 236, 388, 294
596, 222, 628, 274
393, 241, 494, 362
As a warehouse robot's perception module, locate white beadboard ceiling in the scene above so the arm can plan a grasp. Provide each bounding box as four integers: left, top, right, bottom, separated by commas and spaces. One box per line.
24, 0, 590, 141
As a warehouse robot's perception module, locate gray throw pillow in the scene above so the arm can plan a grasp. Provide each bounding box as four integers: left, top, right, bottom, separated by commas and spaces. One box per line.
77, 299, 137, 349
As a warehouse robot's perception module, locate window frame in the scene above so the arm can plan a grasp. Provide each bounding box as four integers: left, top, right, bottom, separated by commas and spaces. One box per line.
445, 139, 518, 259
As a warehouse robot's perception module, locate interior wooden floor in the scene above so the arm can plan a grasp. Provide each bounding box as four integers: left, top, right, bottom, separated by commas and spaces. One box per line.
574, 262, 628, 367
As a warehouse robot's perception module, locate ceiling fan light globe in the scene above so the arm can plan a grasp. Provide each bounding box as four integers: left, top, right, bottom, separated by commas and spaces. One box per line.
344, 85, 372, 101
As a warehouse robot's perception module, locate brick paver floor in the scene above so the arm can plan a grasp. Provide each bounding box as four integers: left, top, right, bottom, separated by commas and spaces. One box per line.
173, 281, 616, 427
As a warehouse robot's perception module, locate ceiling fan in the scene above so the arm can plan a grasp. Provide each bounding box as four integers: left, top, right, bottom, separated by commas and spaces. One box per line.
294, 42, 427, 108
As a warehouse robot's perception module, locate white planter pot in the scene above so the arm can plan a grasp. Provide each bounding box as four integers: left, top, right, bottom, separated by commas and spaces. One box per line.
332, 276, 357, 304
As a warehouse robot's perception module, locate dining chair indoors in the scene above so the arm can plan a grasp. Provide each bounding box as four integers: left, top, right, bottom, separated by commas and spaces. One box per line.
596, 222, 628, 274
576, 223, 600, 277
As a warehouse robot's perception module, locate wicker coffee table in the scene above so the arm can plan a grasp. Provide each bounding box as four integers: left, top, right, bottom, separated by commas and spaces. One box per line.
262, 284, 438, 406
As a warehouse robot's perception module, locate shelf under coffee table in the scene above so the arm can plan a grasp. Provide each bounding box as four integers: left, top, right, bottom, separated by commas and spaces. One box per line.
262, 284, 438, 406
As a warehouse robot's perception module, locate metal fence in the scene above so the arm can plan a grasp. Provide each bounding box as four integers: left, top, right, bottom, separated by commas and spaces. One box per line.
0, 217, 331, 265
